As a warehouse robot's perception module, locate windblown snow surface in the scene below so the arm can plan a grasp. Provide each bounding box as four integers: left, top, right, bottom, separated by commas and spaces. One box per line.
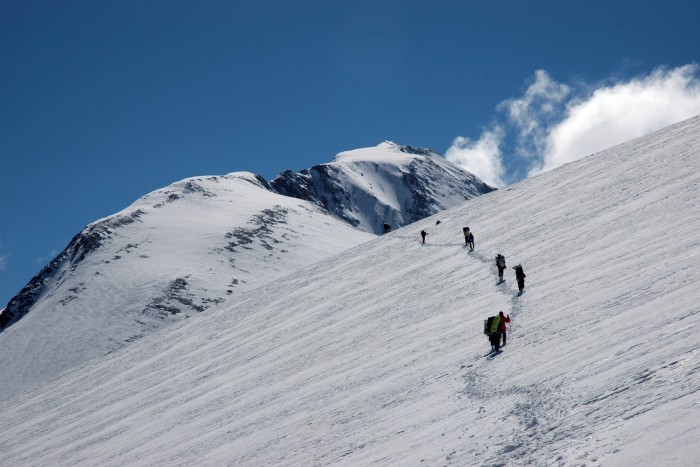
1, 117, 700, 465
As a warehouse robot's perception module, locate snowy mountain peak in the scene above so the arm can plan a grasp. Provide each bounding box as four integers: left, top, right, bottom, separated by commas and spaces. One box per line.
272, 142, 495, 233
335, 141, 439, 161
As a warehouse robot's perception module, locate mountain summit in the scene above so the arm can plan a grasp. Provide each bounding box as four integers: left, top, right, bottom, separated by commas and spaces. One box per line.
0, 142, 493, 397
271, 141, 495, 234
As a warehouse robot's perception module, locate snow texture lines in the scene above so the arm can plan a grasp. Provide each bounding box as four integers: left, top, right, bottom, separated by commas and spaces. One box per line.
460, 359, 575, 465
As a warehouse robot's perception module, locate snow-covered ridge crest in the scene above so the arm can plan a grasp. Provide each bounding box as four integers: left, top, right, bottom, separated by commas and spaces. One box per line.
334, 140, 439, 161
223, 171, 272, 189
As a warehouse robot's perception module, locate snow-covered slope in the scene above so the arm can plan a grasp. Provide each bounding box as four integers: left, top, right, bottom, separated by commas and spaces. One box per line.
271, 141, 495, 234
0, 143, 492, 399
1, 117, 698, 465
0, 173, 375, 398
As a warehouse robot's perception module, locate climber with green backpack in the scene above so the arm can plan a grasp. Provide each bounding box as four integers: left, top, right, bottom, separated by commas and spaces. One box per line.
484, 311, 510, 352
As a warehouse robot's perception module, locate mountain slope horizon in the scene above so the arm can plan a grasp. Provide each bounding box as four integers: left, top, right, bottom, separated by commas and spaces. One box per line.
1, 116, 698, 465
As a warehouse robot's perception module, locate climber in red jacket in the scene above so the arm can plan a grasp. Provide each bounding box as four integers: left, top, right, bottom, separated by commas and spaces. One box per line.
499, 311, 511, 346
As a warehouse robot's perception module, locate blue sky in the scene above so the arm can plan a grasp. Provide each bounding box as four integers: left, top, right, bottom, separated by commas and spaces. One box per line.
1, 0, 699, 305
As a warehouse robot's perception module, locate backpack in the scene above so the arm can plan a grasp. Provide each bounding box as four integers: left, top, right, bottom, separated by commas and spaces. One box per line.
496, 255, 505, 268
484, 315, 501, 335
490, 315, 502, 334
484, 316, 494, 335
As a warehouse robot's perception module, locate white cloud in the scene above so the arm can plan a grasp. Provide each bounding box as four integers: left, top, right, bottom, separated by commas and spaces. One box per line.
498, 69, 570, 160
445, 127, 506, 188
534, 65, 700, 174
448, 64, 700, 184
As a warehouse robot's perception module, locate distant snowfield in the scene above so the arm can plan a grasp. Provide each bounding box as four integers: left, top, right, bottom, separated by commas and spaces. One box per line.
1, 117, 700, 465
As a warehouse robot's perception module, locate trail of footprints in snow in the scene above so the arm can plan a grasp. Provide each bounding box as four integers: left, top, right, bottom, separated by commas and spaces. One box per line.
459, 368, 578, 462
456, 244, 581, 463
398, 235, 576, 458
467, 248, 525, 318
